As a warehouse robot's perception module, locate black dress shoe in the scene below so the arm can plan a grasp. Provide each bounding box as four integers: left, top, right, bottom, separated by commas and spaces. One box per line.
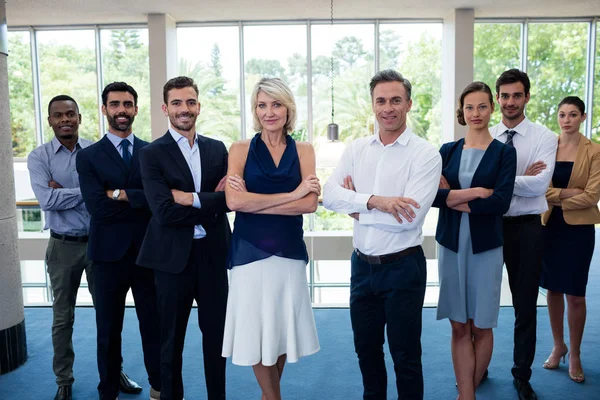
513, 378, 538, 400
55, 385, 72, 400
119, 371, 142, 394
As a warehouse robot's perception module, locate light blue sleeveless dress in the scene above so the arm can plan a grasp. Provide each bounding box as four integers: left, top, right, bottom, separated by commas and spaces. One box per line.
436, 148, 504, 329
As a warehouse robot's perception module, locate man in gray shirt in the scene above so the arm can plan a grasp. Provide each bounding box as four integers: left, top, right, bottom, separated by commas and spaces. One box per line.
27, 95, 140, 400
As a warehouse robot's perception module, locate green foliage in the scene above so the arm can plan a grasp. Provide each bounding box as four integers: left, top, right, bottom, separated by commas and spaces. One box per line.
245, 58, 286, 79
179, 56, 240, 148
7, 33, 36, 158
314, 206, 354, 231
474, 23, 522, 127
396, 32, 442, 145
379, 29, 402, 68
210, 44, 225, 95
37, 33, 100, 143
290, 128, 308, 142
527, 23, 587, 135
474, 22, 593, 136
103, 29, 151, 141
333, 36, 366, 68
313, 55, 337, 77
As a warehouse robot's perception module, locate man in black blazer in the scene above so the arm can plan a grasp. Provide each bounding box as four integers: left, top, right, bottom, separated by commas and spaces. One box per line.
77, 82, 161, 400
137, 76, 230, 400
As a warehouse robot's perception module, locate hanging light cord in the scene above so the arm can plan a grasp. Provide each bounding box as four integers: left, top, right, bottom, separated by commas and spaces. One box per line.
330, 0, 335, 124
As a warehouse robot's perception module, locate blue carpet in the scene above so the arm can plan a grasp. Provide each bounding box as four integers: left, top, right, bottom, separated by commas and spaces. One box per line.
2, 236, 600, 399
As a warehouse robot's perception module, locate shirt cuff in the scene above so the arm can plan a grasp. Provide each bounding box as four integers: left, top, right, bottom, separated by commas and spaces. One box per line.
354, 193, 372, 213
192, 193, 201, 209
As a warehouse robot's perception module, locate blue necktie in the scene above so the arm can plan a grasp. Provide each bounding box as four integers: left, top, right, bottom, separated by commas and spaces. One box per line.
505, 130, 517, 147
121, 139, 131, 167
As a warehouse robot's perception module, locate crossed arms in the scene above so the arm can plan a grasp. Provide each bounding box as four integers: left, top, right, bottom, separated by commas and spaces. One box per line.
224, 140, 319, 215
323, 145, 442, 232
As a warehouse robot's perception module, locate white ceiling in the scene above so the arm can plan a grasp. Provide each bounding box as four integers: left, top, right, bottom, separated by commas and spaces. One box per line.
6, 0, 600, 27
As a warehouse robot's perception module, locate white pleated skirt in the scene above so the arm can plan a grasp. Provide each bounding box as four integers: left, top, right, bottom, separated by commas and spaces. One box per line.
221, 255, 320, 366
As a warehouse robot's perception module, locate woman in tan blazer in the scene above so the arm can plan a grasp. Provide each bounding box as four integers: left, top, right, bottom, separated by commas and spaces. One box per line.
541, 96, 600, 384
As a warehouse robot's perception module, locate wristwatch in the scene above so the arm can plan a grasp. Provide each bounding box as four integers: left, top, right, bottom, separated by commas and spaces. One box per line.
112, 189, 121, 200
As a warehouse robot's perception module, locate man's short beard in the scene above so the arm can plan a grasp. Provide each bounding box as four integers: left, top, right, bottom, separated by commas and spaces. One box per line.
108, 115, 134, 132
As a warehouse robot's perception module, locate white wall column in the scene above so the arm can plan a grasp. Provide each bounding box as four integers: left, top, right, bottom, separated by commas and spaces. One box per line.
148, 13, 178, 140
442, 9, 475, 143
0, 0, 27, 374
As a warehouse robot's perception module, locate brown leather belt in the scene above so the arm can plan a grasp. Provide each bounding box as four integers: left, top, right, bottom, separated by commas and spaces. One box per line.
355, 246, 420, 265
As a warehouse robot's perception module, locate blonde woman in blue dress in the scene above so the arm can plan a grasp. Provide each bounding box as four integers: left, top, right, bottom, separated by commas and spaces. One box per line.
222, 78, 320, 400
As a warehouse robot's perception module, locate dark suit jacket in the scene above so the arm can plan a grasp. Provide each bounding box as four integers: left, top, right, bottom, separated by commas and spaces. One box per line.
76, 135, 152, 262
432, 138, 517, 254
136, 131, 230, 273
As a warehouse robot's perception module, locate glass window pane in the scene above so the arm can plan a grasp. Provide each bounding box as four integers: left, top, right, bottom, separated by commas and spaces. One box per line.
20, 260, 46, 284
75, 286, 95, 306
37, 30, 100, 142
313, 205, 354, 231
244, 25, 308, 141
527, 23, 588, 133
312, 24, 374, 232
474, 23, 522, 127
593, 23, 600, 143
380, 23, 443, 146
8, 31, 36, 158
313, 260, 350, 284
23, 287, 49, 305
312, 287, 349, 306
16, 206, 43, 232
177, 26, 241, 149
101, 29, 151, 141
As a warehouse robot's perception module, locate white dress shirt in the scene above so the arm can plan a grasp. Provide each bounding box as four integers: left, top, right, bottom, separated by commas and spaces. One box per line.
323, 128, 442, 256
169, 128, 206, 239
491, 117, 558, 216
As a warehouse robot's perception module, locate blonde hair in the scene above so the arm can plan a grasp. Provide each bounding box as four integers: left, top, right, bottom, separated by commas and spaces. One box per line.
250, 78, 296, 134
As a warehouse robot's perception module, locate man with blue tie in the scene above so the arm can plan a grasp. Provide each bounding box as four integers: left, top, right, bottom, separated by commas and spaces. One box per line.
77, 82, 161, 400
490, 69, 557, 400
28, 95, 143, 400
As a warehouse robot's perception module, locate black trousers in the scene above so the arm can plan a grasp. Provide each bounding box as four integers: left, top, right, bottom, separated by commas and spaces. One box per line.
94, 245, 161, 399
154, 239, 229, 400
503, 215, 543, 382
350, 247, 427, 400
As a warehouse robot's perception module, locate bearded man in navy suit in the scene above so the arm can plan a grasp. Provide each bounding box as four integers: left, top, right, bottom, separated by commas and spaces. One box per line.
77, 82, 161, 400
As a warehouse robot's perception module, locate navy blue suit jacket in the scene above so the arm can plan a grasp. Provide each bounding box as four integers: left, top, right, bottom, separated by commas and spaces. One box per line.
136, 131, 231, 274
432, 138, 517, 254
76, 135, 152, 262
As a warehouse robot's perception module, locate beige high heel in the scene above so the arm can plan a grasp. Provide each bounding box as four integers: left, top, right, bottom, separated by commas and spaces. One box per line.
569, 370, 585, 383
542, 344, 568, 369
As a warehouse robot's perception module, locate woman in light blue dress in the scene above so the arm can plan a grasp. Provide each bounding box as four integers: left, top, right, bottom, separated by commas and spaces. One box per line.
432, 82, 516, 400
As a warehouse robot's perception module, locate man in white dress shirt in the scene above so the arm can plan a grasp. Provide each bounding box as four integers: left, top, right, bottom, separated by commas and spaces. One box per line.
323, 69, 441, 400
490, 69, 558, 400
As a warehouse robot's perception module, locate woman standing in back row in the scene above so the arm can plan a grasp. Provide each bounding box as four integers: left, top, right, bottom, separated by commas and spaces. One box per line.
540, 96, 600, 384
